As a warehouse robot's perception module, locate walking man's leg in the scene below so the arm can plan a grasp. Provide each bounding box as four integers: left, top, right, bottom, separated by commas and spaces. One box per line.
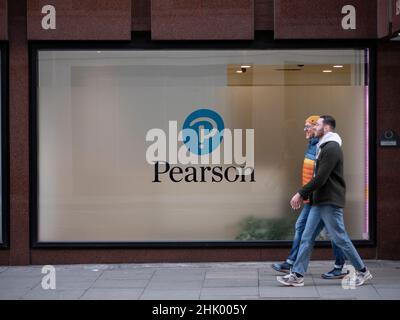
277, 206, 322, 286
321, 232, 349, 279
319, 205, 373, 286
272, 204, 311, 273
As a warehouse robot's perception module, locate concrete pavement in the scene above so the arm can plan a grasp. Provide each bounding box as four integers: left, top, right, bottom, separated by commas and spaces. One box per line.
0, 260, 399, 300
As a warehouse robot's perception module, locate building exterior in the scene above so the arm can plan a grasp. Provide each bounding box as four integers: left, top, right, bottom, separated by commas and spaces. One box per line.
0, 0, 399, 265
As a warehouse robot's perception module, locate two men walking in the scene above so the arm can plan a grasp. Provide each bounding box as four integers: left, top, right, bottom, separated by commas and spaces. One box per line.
274, 115, 372, 287
272, 115, 347, 279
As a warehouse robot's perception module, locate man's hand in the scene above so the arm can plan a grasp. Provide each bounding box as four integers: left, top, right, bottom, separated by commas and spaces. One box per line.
290, 193, 303, 210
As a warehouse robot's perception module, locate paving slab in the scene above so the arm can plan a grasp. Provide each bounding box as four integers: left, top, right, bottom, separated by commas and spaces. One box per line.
259, 285, 320, 298
205, 270, 258, 280
91, 279, 149, 289
99, 269, 155, 280
146, 280, 203, 290
204, 279, 258, 287
375, 288, 400, 299
21, 289, 86, 300
0, 288, 31, 300
80, 288, 144, 300
0, 267, 8, 274
0, 277, 42, 289
140, 290, 201, 300
201, 287, 259, 296
314, 284, 381, 300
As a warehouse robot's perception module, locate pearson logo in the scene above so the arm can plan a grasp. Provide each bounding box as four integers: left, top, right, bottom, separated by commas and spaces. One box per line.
182, 109, 225, 155
145, 108, 255, 183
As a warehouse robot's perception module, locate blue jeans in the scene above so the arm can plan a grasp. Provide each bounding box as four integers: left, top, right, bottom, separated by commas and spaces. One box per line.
286, 204, 346, 268
292, 205, 365, 276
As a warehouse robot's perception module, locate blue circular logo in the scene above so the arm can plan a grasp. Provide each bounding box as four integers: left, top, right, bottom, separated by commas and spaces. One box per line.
182, 109, 224, 155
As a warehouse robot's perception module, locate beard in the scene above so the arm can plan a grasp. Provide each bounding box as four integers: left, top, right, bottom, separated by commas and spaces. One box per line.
315, 128, 324, 137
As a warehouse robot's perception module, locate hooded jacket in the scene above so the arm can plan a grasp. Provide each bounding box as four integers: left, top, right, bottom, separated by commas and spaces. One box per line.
298, 132, 346, 208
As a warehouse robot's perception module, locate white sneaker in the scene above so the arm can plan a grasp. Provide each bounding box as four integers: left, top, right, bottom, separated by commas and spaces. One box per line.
277, 272, 305, 287
354, 269, 373, 286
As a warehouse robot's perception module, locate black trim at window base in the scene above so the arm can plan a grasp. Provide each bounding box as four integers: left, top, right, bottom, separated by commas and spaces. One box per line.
29, 31, 377, 249
0, 42, 9, 249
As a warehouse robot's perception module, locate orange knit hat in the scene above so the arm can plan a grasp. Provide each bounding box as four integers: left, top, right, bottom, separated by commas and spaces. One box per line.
305, 115, 320, 125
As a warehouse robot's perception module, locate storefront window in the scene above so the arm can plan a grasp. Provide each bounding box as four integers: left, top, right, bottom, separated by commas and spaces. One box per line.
36, 49, 370, 243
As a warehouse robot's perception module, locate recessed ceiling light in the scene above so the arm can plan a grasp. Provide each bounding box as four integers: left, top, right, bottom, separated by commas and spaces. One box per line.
323, 70, 332, 73
236, 70, 243, 74
333, 65, 343, 68
96, 51, 101, 53
241, 65, 251, 69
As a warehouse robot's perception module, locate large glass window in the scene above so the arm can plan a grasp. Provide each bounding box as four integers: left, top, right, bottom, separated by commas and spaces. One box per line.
36, 49, 370, 243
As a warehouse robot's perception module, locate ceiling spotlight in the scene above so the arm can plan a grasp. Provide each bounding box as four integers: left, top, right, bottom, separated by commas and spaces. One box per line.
323, 70, 332, 73
333, 65, 343, 68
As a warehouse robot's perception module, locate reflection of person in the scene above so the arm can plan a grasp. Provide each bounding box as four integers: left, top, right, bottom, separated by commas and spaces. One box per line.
272, 116, 348, 279
277, 115, 373, 287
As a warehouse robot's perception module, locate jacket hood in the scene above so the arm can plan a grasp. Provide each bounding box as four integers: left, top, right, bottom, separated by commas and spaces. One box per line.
317, 132, 342, 149
316, 132, 342, 159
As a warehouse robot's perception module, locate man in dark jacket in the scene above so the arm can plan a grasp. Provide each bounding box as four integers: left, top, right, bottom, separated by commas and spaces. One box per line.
276, 115, 373, 287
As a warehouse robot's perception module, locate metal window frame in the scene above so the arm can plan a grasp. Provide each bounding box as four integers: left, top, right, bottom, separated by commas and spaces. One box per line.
29, 31, 377, 249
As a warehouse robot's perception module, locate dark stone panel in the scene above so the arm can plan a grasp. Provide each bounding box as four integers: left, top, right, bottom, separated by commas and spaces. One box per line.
31, 248, 261, 264
132, 0, 151, 31
376, 42, 400, 259
0, 0, 7, 40
261, 247, 376, 261
151, 0, 254, 40
275, 0, 378, 39
377, 0, 390, 38
255, 0, 273, 30
29, 246, 376, 265
9, 0, 30, 265
27, 0, 131, 40
0, 251, 8, 265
